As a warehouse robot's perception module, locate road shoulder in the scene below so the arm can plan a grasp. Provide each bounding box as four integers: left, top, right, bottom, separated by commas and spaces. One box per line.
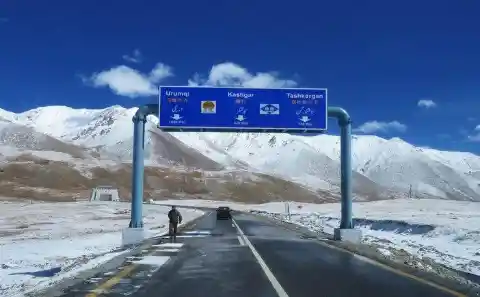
248, 211, 480, 297
28, 213, 207, 297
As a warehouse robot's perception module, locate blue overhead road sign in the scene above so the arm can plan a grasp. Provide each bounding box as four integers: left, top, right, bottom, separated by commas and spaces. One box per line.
158, 86, 327, 133
133, 85, 354, 236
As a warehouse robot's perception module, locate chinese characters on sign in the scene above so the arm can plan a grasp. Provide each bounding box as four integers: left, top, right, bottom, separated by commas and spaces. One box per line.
167, 98, 188, 103
291, 99, 320, 105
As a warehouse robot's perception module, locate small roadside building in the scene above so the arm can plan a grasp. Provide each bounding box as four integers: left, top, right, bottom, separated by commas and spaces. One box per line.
90, 186, 120, 202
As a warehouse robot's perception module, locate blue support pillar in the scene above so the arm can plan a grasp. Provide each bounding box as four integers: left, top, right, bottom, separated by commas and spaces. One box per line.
129, 104, 159, 228
129, 115, 146, 228
328, 107, 353, 229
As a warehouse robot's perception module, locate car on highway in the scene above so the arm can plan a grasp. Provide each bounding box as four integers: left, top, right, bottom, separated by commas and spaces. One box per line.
216, 206, 232, 220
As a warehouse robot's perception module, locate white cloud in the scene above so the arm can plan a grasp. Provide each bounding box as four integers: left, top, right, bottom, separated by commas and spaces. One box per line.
122, 49, 142, 64
149, 63, 172, 83
85, 61, 295, 98
85, 63, 173, 98
353, 121, 407, 134
468, 134, 480, 142
417, 99, 437, 109
188, 62, 297, 88
467, 125, 480, 142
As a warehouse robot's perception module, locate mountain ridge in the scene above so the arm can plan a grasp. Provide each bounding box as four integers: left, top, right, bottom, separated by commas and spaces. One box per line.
1, 105, 479, 202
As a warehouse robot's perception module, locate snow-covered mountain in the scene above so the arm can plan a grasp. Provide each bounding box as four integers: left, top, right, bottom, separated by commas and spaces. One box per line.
0, 117, 88, 159
1, 105, 480, 201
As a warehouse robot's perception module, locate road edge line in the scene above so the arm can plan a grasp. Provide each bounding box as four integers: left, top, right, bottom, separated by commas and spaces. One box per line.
258, 214, 468, 297
232, 218, 289, 297
316, 239, 467, 297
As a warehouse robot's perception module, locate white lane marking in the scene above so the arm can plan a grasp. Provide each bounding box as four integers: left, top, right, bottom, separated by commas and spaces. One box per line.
232, 219, 289, 297
132, 255, 170, 266
153, 243, 184, 248
237, 235, 246, 246
182, 230, 212, 235
153, 248, 181, 252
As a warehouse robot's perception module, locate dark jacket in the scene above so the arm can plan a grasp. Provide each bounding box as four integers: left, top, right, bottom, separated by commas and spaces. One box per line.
168, 209, 182, 224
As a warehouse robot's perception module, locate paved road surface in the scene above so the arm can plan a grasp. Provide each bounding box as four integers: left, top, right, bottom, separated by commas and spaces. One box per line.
58, 211, 472, 297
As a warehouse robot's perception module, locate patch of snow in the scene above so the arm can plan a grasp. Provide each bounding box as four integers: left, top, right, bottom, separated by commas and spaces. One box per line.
131, 256, 170, 266
30, 150, 76, 162
378, 248, 392, 257
0, 200, 203, 296
0, 145, 20, 159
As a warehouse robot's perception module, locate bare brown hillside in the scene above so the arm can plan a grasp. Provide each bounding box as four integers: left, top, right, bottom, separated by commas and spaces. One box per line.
0, 154, 337, 203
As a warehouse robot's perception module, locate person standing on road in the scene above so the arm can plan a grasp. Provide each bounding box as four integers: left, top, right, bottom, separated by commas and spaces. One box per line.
168, 206, 182, 240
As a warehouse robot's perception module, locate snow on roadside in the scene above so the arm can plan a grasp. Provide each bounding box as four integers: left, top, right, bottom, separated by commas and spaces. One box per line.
0, 200, 203, 297
154, 198, 480, 277
255, 199, 480, 277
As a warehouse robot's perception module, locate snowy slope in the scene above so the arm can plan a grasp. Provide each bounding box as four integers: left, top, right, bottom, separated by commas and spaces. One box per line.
3, 105, 480, 201
9, 106, 231, 170
173, 132, 480, 200
172, 132, 389, 200
12, 105, 136, 147
0, 118, 89, 159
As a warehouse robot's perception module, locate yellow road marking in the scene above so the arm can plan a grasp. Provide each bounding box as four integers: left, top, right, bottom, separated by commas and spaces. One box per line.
85, 265, 136, 297
84, 213, 206, 297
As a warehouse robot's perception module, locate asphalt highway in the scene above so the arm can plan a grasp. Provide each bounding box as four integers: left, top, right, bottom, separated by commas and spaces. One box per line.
56, 211, 473, 297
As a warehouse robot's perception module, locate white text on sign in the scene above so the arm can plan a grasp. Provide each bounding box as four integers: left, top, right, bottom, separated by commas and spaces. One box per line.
287, 93, 323, 99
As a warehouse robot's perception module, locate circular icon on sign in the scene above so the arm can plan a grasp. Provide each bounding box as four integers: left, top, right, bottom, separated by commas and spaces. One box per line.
201, 100, 217, 114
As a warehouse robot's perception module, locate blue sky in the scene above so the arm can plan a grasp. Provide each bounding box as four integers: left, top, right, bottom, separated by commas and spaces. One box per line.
0, 0, 479, 153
